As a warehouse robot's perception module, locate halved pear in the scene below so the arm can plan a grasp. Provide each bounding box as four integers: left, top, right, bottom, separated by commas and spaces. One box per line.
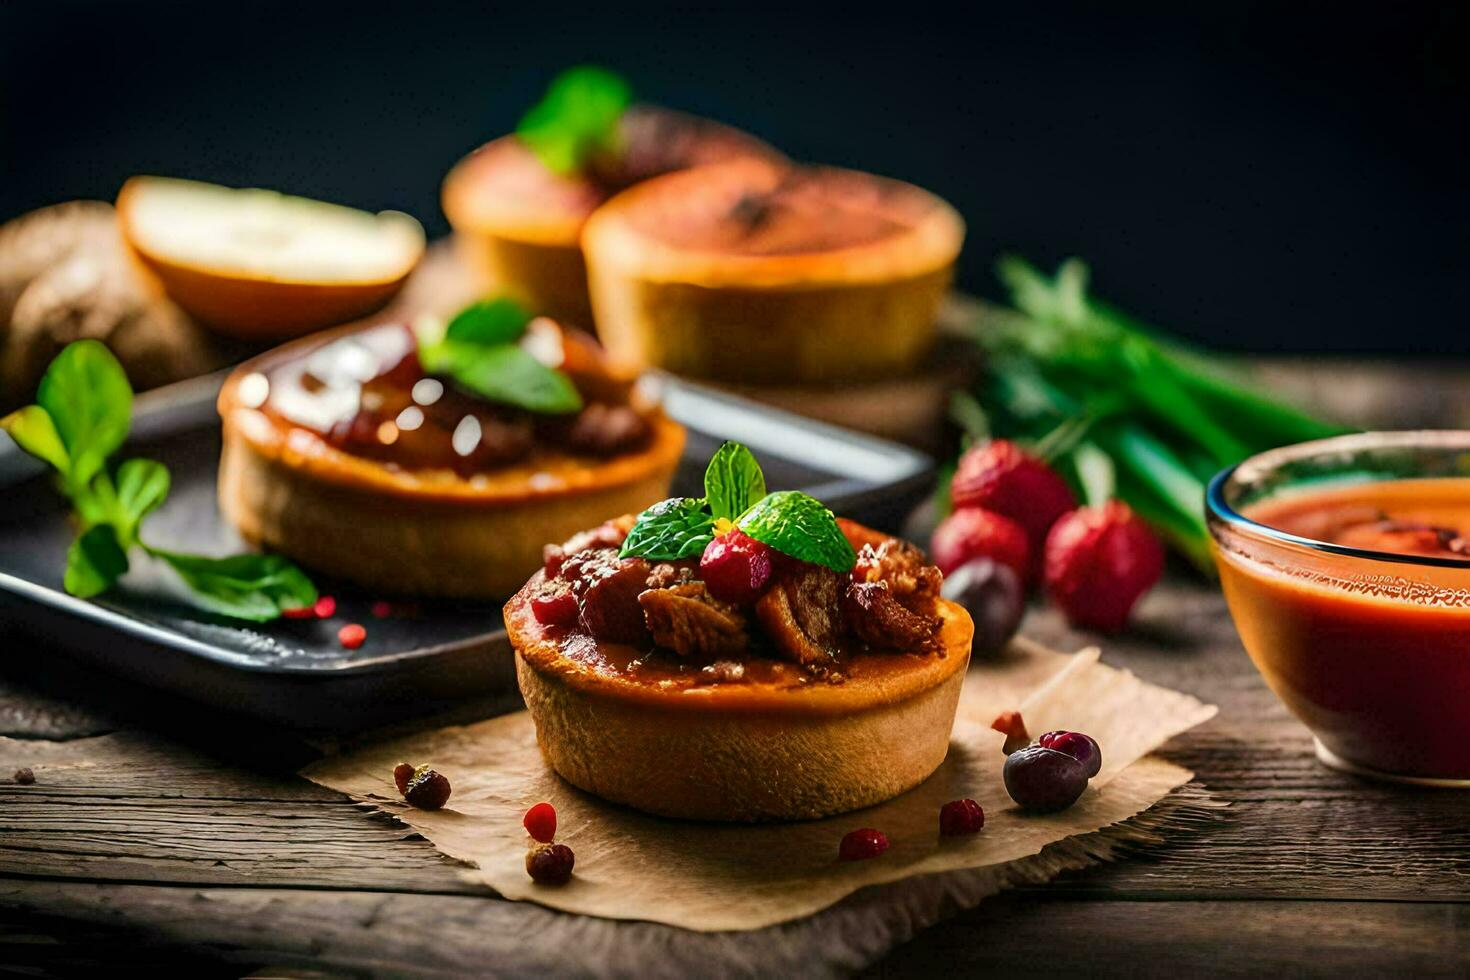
118, 177, 425, 340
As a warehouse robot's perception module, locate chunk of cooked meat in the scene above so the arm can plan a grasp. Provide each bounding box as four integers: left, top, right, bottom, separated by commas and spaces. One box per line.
541, 402, 651, 457
543, 514, 636, 576
560, 547, 651, 644
754, 565, 844, 665
843, 580, 941, 652
645, 560, 698, 590
639, 582, 749, 659
853, 536, 943, 622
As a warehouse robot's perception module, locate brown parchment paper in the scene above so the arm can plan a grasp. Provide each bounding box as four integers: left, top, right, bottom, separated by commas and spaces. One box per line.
302, 636, 1217, 932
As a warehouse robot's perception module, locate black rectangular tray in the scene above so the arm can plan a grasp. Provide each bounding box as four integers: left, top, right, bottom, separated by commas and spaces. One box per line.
0, 372, 932, 729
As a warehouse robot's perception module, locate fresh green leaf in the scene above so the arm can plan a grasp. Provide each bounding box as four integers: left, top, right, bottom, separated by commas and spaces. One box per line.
434, 342, 582, 414
444, 297, 533, 347
517, 65, 633, 175
703, 441, 766, 522
64, 524, 129, 599
0, 405, 70, 474
149, 549, 318, 622
36, 340, 133, 489
114, 459, 170, 541
737, 490, 856, 572
620, 497, 716, 560
1071, 441, 1116, 509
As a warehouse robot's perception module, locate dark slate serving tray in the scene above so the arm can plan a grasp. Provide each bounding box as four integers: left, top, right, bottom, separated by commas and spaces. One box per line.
0, 372, 932, 729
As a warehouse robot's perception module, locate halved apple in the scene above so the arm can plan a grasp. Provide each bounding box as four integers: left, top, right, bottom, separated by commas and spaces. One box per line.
117, 177, 425, 341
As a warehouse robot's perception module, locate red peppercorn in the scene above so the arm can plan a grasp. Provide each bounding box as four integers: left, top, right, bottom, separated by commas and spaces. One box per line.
838, 828, 890, 861
523, 801, 558, 843
1043, 501, 1164, 633
312, 595, 337, 619
950, 440, 1077, 551
939, 798, 986, 836
403, 765, 452, 810
338, 623, 367, 649
930, 507, 1031, 583
526, 842, 575, 884
393, 762, 414, 795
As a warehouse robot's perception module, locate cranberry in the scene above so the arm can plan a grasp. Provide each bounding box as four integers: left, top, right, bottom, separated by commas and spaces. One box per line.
392, 762, 414, 795
403, 766, 452, 810
930, 507, 1031, 583
838, 828, 890, 861
1003, 745, 1089, 812
1044, 501, 1164, 633
940, 558, 1025, 656
530, 586, 580, 626
950, 440, 1076, 551
312, 595, 337, 619
526, 842, 575, 884
1038, 730, 1102, 778
700, 529, 775, 605
338, 623, 367, 649
523, 801, 557, 843
991, 710, 1032, 755
939, 798, 985, 836
371, 600, 394, 618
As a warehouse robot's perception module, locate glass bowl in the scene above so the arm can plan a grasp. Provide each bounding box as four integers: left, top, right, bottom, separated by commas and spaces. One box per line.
1207, 431, 1470, 786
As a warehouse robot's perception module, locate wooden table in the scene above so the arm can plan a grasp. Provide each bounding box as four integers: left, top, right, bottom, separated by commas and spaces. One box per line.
3, 361, 1469, 977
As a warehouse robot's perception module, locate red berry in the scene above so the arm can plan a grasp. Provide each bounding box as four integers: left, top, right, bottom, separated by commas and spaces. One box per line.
338, 623, 367, 649
939, 798, 986, 835
530, 585, 580, 626
699, 529, 775, 605
1043, 501, 1164, 633
1039, 731, 1103, 778
523, 801, 558, 843
838, 828, 890, 861
930, 508, 1030, 583
393, 762, 414, 795
951, 440, 1076, 550
282, 605, 314, 619
312, 595, 337, 619
403, 765, 452, 809
526, 842, 575, 884
371, 600, 394, 618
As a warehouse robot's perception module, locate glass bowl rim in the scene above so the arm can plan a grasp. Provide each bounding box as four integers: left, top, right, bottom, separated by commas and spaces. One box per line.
1206, 429, 1470, 570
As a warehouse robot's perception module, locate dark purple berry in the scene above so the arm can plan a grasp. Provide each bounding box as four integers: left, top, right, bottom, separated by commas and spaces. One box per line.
940, 558, 1025, 656
1003, 745, 1089, 812
526, 843, 575, 884
939, 798, 986, 836
1038, 730, 1102, 778
403, 766, 452, 810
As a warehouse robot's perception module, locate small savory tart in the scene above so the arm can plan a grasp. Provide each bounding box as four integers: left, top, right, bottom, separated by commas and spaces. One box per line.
506, 443, 973, 821
582, 158, 965, 386
217, 310, 684, 598
443, 105, 779, 328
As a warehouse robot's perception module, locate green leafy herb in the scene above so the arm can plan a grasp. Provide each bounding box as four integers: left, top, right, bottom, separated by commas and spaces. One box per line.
737, 491, 856, 573
1, 342, 316, 619
444, 297, 532, 346
417, 300, 583, 415
958, 256, 1352, 575
517, 66, 633, 175
619, 497, 716, 560
704, 441, 766, 522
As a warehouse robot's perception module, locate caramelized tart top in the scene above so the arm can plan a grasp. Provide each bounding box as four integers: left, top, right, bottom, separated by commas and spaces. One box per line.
506, 517, 973, 713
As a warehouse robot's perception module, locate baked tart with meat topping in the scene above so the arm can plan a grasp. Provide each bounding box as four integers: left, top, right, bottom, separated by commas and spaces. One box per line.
217, 298, 683, 598
442, 67, 779, 328
506, 442, 973, 821
582, 157, 964, 386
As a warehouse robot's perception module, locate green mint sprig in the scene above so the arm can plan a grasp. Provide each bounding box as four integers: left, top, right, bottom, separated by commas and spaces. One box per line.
516, 65, 633, 176
416, 298, 583, 415
0, 341, 317, 620
620, 441, 855, 572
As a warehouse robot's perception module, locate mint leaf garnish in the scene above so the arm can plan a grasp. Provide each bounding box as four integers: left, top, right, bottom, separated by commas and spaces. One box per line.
516, 66, 632, 176
445, 297, 532, 347
435, 341, 582, 415
704, 440, 765, 522
619, 497, 716, 560
737, 490, 855, 572
3, 341, 316, 619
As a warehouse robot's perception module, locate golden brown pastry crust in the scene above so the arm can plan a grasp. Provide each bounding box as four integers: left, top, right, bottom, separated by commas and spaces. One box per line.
507, 579, 973, 821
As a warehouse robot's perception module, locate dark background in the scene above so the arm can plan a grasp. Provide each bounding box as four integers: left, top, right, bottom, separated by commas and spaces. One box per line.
3, 1, 1465, 354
